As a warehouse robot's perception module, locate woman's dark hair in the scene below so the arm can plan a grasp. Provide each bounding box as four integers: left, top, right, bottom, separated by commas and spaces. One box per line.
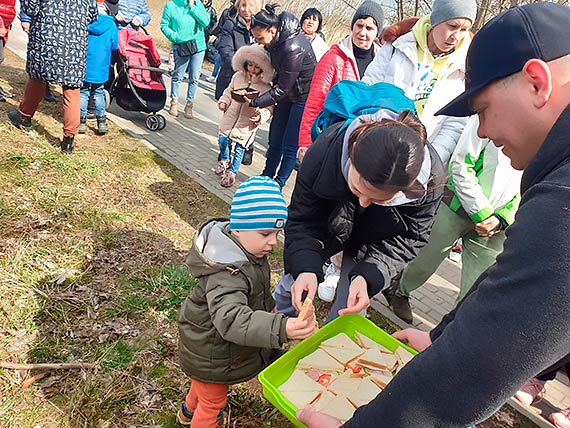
301, 8, 323, 34
348, 110, 427, 194
251, 3, 280, 29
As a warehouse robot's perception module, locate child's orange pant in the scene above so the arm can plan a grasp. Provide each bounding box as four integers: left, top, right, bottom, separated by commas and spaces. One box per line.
185, 378, 228, 428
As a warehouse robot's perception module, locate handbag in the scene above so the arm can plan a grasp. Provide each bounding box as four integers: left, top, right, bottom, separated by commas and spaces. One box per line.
176, 39, 198, 57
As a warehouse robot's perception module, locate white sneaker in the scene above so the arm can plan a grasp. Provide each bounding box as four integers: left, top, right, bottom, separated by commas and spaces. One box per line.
318, 264, 341, 302
206, 75, 217, 83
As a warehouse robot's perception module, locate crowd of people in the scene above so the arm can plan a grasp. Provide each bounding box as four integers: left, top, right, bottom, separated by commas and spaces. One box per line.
3, 0, 570, 427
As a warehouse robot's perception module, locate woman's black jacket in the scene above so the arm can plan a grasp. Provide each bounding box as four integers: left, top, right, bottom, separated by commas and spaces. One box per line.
284, 123, 446, 298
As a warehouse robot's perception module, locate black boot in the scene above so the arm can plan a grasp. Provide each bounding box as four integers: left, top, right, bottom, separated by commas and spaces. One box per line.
390, 295, 413, 324
44, 86, 56, 102
96, 115, 109, 134
7, 108, 33, 132
61, 136, 74, 154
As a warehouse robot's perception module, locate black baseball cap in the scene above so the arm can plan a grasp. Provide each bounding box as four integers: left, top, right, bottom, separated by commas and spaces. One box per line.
436, 3, 570, 117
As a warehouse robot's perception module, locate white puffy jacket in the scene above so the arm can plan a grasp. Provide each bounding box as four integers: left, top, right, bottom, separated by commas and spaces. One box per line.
362, 21, 470, 164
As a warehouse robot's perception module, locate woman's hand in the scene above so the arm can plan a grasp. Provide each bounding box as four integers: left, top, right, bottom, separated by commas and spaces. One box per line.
286, 312, 317, 339
291, 272, 318, 313
188, 0, 195, 8
297, 407, 343, 428
392, 328, 432, 352
218, 102, 227, 111
115, 12, 126, 22
338, 275, 370, 316
131, 17, 141, 27
297, 146, 308, 160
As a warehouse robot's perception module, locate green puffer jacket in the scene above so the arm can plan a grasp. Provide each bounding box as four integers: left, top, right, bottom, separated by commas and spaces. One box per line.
160, 0, 210, 52
178, 220, 289, 384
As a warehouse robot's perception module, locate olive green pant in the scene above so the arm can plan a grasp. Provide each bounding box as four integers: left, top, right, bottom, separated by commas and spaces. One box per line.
396, 203, 506, 302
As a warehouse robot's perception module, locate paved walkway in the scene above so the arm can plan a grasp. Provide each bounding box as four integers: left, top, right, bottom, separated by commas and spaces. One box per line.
6, 15, 568, 427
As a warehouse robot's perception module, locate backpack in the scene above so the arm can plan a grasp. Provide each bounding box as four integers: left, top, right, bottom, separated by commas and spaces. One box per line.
310, 80, 417, 143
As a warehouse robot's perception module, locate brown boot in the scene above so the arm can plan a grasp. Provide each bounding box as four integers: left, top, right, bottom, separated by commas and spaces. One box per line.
184, 100, 194, 119
168, 98, 178, 117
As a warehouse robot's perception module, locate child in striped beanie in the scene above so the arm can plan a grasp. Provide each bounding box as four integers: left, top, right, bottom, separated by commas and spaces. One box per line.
176, 176, 316, 427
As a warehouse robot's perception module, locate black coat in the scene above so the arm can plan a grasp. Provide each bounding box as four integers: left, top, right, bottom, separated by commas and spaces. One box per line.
343, 106, 570, 428
214, 16, 252, 100
284, 123, 445, 297
251, 12, 316, 108
22, 0, 98, 88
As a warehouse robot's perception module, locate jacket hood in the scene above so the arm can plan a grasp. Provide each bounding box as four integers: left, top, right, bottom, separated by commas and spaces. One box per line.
272, 12, 300, 48
187, 220, 250, 278
232, 44, 275, 84
89, 14, 116, 36
173, 0, 190, 8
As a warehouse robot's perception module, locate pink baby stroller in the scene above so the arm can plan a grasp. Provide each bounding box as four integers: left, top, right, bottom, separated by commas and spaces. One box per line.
110, 28, 167, 131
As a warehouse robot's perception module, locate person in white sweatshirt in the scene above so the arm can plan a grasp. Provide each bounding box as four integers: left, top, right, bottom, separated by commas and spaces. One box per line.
361, 0, 476, 165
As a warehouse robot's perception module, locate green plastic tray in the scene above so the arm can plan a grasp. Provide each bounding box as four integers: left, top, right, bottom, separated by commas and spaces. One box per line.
258, 314, 417, 427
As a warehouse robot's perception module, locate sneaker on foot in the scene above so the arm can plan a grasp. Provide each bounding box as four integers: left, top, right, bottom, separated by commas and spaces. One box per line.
550, 407, 570, 428
221, 171, 236, 187
206, 75, 217, 82
215, 160, 229, 176
78, 117, 87, 134
390, 295, 413, 324
318, 263, 340, 302
513, 377, 545, 406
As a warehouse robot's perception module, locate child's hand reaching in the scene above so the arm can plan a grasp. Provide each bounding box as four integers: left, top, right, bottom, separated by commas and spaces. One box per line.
286, 312, 318, 340
218, 102, 228, 112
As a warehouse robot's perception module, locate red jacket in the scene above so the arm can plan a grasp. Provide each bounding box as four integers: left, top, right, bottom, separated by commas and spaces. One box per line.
298, 36, 380, 149
0, 0, 17, 43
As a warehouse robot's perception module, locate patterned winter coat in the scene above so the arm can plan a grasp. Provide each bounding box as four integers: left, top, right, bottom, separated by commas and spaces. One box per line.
217, 44, 274, 148
21, 0, 98, 88
0, 0, 17, 44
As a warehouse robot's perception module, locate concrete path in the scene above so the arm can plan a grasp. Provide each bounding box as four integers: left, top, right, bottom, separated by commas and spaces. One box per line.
6, 10, 569, 427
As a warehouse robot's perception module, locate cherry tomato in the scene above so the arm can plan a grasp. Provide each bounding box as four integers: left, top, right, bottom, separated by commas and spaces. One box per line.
317, 373, 332, 386
352, 366, 362, 374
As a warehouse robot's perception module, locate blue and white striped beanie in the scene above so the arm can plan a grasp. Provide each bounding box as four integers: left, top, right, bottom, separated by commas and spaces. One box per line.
230, 176, 287, 231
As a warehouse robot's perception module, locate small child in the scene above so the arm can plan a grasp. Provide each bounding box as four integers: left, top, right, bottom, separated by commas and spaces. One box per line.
79, 2, 118, 135
177, 176, 317, 427
215, 44, 274, 187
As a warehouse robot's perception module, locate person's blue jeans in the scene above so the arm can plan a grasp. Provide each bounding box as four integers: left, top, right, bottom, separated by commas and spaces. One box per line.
262, 99, 305, 188
80, 83, 106, 117
218, 135, 246, 174
171, 48, 206, 101
212, 52, 221, 78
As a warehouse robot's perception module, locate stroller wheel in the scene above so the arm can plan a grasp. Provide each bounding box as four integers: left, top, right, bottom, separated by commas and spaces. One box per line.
146, 114, 161, 131
156, 114, 166, 130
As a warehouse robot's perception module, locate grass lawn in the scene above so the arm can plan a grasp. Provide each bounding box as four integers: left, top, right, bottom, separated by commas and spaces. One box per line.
0, 43, 537, 428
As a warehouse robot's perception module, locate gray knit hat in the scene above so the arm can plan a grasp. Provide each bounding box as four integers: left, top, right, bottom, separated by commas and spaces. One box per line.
351, 0, 384, 29
430, 0, 477, 28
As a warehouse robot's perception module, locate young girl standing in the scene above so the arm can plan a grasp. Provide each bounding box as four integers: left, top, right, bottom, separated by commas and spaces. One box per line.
215, 44, 274, 187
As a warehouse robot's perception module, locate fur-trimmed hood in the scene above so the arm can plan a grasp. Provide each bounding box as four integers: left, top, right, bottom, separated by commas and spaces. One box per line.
232, 44, 274, 84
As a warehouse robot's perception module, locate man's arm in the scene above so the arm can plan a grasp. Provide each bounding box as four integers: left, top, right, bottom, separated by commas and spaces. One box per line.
344, 183, 570, 427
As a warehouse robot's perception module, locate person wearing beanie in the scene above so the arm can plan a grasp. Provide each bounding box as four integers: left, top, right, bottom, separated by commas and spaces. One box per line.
297, 0, 383, 158
362, 0, 477, 165
176, 175, 317, 427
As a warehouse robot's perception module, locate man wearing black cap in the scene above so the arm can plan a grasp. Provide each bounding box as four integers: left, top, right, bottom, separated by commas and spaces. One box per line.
297, 3, 570, 427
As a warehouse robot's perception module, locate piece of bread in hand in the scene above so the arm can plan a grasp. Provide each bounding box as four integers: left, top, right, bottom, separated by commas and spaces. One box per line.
297, 297, 313, 322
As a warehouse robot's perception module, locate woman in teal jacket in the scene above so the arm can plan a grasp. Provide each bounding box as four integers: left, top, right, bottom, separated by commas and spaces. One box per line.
161, 0, 210, 119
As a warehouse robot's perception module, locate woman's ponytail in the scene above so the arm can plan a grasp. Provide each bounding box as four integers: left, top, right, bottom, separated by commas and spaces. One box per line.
251, 3, 280, 29
348, 109, 426, 192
